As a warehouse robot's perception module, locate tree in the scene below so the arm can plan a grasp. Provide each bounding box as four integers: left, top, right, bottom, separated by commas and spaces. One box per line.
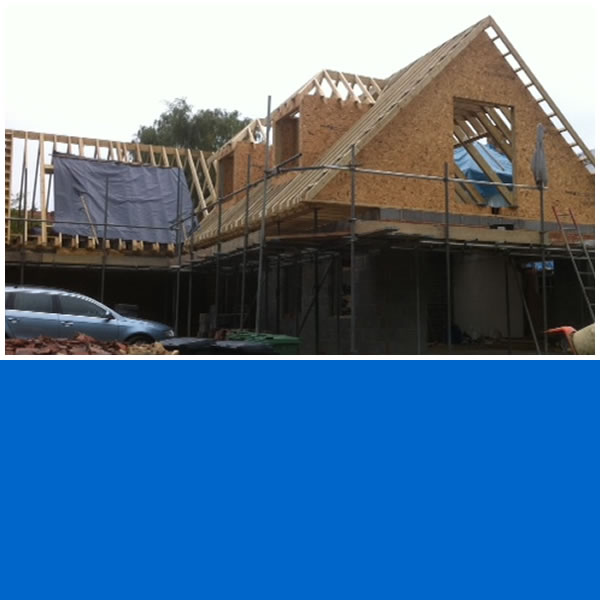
134, 98, 251, 152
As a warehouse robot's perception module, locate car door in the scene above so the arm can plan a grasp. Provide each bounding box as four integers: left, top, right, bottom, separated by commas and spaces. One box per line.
5, 291, 62, 338
56, 293, 122, 341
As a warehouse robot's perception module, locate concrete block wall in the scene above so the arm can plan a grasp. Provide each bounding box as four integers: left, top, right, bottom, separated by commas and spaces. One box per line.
452, 253, 524, 339
265, 249, 428, 355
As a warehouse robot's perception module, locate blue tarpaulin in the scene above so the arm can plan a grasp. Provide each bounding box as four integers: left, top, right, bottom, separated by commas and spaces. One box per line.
454, 142, 513, 207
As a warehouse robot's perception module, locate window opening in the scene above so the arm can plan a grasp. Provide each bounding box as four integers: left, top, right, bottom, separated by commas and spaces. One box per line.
274, 110, 300, 167
453, 98, 515, 207
219, 153, 234, 198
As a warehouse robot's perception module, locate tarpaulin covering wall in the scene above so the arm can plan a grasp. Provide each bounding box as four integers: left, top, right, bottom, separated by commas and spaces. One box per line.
53, 154, 195, 244
454, 142, 513, 208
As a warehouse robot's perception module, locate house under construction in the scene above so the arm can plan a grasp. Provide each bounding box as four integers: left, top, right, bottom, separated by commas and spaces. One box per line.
5, 16, 595, 354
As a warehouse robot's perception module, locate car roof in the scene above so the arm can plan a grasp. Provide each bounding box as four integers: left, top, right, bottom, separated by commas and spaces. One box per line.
5, 284, 84, 295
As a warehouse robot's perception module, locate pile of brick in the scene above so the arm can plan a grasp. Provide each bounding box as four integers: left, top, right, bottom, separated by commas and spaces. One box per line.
5, 333, 178, 356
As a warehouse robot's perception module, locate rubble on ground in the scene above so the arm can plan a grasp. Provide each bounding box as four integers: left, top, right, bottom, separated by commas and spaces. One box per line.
4, 333, 178, 356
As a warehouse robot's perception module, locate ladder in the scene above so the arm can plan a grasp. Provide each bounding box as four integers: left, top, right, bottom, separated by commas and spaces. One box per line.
553, 206, 595, 321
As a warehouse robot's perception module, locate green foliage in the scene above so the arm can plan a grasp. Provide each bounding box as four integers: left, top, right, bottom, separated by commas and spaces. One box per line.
134, 98, 251, 152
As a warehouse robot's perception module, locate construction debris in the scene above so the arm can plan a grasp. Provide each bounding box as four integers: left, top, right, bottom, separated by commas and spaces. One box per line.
4, 334, 178, 356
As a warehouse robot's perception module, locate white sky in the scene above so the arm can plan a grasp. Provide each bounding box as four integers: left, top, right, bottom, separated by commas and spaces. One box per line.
1, 0, 598, 149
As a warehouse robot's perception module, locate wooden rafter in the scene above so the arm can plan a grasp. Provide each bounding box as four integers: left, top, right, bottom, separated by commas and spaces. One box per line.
353, 75, 375, 103
337, 71, 360, 103
199, 151, 217, 201
454, 123, 513, 206
487, 106, 512, 141
322, 70, 344, 100
454, 181, 474, 204
455, 115, 485, 138
39, 133, 47, 243
5, 129, 214, 251
454, 164, 487, 206
484, 20, 594, 166
311, 75, 327, 97
475, 111, 512, 158
187, 148, 208, 216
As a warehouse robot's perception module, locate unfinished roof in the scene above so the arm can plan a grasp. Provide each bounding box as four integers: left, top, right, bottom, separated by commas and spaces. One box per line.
194, 15, 595, 246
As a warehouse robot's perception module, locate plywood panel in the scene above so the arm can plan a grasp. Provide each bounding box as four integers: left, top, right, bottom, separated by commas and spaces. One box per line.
300, 95, 370, 170
314, 31, 594, 225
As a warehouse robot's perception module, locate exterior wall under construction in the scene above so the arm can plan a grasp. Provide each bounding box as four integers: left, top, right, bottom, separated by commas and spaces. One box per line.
261, 248, 432, 355
313, 31, 594, 226
251, 246, 592, 354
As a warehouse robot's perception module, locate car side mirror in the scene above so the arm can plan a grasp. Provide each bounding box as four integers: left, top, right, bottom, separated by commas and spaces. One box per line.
104, 311, 114, 321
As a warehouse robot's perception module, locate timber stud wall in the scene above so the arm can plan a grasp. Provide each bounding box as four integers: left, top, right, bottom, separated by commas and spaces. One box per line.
4, 130, 216, 252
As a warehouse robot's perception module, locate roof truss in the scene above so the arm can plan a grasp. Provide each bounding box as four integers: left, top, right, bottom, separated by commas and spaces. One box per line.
5, 129, 212, 248
484, 21, 594, 167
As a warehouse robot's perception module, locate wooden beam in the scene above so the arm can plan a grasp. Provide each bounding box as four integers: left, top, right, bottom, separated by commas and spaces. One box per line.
8, 131, 206, 164
367, 77, 382, 97
322, 70, 343, 100
455, 126, 513, 206
198, 151, 217, 199
5, 130, 13, 240
454, 184, 472, 204
311, 75, 326, 97
174, 148, 184, 170
117, 141, 126, 162
476, 111, 513, 158
23, 132, 29, 241
39, 134, 48, 243
454, 164, 487, 206
186, 148, 208, 216
454, 131, 489, 148
489, 19, 594, 165
338, 71, 360, 102
353, 74, 375, 103
457, 114, 486, 137
488, 107, 512, 141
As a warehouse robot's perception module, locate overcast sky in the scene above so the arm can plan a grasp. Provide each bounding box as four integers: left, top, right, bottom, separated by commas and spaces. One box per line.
2, 0, 597, 149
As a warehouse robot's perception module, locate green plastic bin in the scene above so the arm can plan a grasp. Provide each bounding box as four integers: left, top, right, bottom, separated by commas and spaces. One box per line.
226, 330, 301, 355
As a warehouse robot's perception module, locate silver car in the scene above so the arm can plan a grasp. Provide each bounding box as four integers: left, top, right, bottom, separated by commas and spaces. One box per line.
5, 285, 175, 343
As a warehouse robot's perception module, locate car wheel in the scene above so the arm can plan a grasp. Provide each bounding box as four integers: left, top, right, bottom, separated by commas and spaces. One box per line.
126, 334, 154, 345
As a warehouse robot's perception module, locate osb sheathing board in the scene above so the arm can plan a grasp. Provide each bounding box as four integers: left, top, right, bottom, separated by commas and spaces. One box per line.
275, 116, 299, 164
313, 32, 595, 225
223, 96, 370, 212
226, 141, 274, 208
299, 95, 371, 169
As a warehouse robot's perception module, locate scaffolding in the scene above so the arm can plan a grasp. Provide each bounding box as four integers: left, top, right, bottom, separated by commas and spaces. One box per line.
166, 97, 594, 355
6, 145, 594, 355
5, 15, 595, 355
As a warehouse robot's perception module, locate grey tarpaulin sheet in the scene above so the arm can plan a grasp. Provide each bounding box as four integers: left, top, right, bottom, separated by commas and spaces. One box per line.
53, 154, 195, 244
